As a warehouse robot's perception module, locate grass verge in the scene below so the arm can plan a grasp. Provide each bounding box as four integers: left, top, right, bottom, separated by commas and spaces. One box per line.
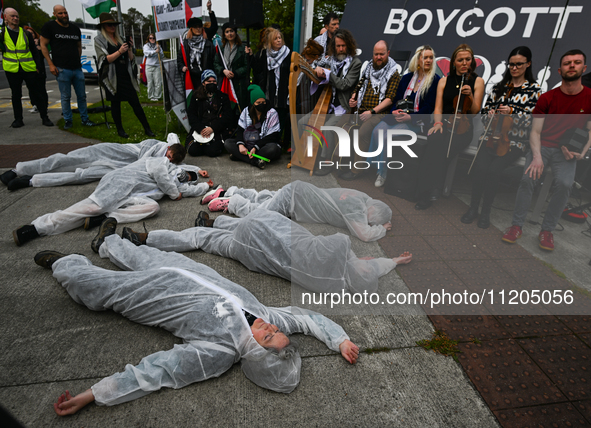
416, 330, 461, 361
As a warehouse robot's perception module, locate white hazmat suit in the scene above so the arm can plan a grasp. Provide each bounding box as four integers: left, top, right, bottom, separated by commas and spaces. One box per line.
48, 234, 350, 403
225, 180, 392, 242
146, 209, 397, 293
16, 139, 175, 188
31, 157, 208, 236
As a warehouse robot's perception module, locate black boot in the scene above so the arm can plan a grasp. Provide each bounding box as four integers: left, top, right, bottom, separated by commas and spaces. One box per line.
13, 225, 39, 246
84, 214, 108, 230
1, 170, 17, 185
91, 217, 118, 253
144, 128, 156, 137
8, 175, 32, 191
34, 250, 66, 269
117, 129, 129, 138
477, 205, 491, 229
461, 205, 479, 224
122, 227, 147, 246
195, 211, 215, 227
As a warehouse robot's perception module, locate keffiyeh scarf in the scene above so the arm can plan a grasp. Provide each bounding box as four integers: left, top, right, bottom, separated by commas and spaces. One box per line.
403, 72, 426, 112
357, 57, 397, 108
187, 34, 205, 71
266, 45, 290, 95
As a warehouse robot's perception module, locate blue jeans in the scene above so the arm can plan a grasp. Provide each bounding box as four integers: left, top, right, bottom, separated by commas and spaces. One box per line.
56, 67, 88, 122
511, 146, 577, 231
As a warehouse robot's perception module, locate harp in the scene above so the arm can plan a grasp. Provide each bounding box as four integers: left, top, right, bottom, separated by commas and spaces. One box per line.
288, 52, 332, 174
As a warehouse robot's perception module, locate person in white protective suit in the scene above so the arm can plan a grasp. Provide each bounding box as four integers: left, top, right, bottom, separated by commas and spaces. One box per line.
202, 180, 393, 242
12, 156, 213, 246
122, 209, 412, 293
0, 134, 206, 191
30, 235, 359, 416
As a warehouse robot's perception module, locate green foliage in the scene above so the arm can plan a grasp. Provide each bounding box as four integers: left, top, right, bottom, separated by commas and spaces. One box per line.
416, 330, 461, 361
4, 0, 51, 31
312, 0, 347, 38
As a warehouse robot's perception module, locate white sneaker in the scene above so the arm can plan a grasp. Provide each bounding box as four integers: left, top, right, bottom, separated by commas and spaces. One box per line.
375, 174, 386, 187
29, 106, 38, 113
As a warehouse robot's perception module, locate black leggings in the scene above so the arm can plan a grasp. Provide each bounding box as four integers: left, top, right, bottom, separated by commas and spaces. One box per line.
224, 139, 282, 165
111, 92, 150, 132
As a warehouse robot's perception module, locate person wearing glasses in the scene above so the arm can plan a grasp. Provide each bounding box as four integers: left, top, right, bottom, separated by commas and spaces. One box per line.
461, 46, 541, 229
143, 33, 164, 101
95, 13, 155, 139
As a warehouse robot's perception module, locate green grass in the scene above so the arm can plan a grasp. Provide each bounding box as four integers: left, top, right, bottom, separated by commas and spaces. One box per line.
416, 330, 461, 361
59, 84, 188, 143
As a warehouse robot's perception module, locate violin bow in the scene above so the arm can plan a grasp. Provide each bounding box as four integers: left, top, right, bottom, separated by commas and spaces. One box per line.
447, 73, 465, 158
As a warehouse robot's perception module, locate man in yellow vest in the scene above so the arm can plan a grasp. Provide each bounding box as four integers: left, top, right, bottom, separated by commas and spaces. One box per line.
1, 8, 53, 128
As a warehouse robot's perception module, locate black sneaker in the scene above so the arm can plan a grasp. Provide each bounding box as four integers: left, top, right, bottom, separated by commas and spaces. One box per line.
121, 227, 146, 246
13, 225, 39, 246
34, 250, 66, 269
10, 120, 24, 128
1, 170, 17, 186
83, 214, 108, 230
195, 210, 214, 227
7, 175, 32, 191
82, 120, 96, 127
144, 128, 156, 137
91, 217, 117, 253
255, 159, 266, 170
42, 117, 54, 127
64, 120, 73, 130
118, 129, 129, 138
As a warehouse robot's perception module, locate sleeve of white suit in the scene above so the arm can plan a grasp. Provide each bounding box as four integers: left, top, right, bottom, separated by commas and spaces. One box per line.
145, 158, 181, 200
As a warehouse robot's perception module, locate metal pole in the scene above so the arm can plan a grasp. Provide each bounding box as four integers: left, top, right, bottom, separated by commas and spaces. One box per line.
304, 0, 314, 41
116, 0, 124, 38
81, 4, 86, 27
293, 0, 302, 52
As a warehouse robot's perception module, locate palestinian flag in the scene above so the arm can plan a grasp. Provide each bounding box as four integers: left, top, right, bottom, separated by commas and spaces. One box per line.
179, 34, 193, 107
216, 45, 239, 108
79, 0, 117, 19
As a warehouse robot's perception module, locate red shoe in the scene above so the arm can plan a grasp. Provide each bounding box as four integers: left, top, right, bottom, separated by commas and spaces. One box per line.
200, 185, 224, 205
208, 197, 230, 212
501, 225, 522, 243
538, 230, 554, 251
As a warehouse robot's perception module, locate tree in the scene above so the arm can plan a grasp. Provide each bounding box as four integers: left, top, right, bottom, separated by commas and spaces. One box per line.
4, 0, 51, 30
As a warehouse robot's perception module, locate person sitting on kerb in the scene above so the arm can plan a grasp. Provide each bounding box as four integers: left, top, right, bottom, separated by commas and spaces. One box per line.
31, 234, 359, 415
0, 134, 189, 191
120, 209, 412, 293
200, 180, 393, 242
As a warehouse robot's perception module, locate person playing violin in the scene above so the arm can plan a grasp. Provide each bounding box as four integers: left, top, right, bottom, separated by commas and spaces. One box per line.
461, 46, 541, 228
415, 44, 485, 210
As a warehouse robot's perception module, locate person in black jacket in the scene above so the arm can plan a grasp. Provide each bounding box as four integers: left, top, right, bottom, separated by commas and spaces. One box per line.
186, 70, 235, 157
178, 17, 215, 94
203, 0, 219, 41
224, 85, 282, 169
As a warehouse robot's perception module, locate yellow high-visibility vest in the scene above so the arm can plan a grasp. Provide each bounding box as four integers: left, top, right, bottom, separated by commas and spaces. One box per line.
2, 27, 36, 73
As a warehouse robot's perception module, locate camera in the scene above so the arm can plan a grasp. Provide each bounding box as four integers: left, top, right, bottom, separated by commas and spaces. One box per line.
396, 98, 414, 113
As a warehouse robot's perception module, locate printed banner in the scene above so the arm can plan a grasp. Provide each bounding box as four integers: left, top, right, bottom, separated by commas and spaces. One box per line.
341, 0, 587, 96
151, 0, 202, 41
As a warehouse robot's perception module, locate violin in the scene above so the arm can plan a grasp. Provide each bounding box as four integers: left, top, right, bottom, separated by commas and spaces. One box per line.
446, 73, 473, 157
485, 83, 515, 156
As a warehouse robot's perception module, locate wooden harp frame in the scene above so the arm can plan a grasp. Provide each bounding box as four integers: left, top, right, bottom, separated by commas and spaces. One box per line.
288, 52, 332, 174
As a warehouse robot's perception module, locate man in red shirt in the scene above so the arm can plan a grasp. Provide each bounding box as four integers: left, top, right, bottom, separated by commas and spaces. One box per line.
502, 49, 591, 251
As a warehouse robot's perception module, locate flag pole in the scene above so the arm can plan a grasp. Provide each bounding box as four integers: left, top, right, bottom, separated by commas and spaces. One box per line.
116, 0, 124, 37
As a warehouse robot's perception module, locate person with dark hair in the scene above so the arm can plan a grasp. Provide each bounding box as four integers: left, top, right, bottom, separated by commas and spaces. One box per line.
373, 45, 440, 187
1, 135, 187, 191
94, 13, 155, 139
1, 8, 53, 128
461, 46, 541, 229
214, 23, 250, 109
314, 12, 339, 56
178, 16, 215, 92
502, 49, 591, 251
339, 40, 401, 181
223, 84, 282, 168
414, 44, 485, 210
185, 70, 235, 157
11, 156, 212, 246
203, 0, 219, 41
310, 29, 362, 173
41, 234, 358, 415
143, 33, 163, 101
40, 5, 93, 129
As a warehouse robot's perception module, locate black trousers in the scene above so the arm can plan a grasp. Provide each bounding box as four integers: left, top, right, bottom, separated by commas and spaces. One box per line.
224, 139, 282, 165
5, 68, 48, 121
110, 91, 150, 132
187, 135, 224, 157
469, 146, 523, 209
417, 126, 473, 198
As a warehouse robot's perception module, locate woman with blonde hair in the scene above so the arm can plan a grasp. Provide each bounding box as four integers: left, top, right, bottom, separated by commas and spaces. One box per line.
414, 44, 485, 209
143, 33, 163, 101
371, 45, 440, 187
94, 13, 154, 138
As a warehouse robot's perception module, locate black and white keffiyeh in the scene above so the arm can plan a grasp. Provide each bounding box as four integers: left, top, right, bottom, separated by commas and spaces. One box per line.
239, 107, 281, 138
357, 57, 397, 108
266, 45, 290, 94
316, 55, 353, 103
314, 32, 329, 52
187, 33, 205, 71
